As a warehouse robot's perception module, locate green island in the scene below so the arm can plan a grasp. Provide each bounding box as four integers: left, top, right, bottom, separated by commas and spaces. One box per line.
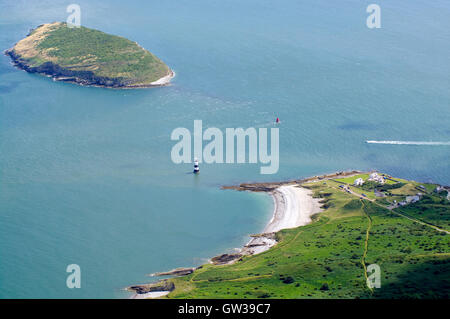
5, 22, 173, 88
130, 172, 450, 299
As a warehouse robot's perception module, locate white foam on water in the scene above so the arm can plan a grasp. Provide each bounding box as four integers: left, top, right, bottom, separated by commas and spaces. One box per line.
366, 140, 450, 146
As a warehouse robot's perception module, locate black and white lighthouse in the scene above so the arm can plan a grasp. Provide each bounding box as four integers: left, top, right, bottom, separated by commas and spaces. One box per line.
193, 158, 200, 174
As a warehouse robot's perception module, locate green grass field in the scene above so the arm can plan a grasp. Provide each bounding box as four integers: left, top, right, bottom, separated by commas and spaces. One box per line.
334, 174, 370, 184
160, 176, 449, 299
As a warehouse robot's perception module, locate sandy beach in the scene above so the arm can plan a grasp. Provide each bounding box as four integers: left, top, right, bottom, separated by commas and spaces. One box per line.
267, 186, 322, 232
240, 185, 322, 256
150, 69, 175, 86
128, 183, 323, 298
129, 291, 170, 299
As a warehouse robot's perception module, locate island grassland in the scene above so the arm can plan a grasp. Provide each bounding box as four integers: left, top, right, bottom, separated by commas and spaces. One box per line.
5, 22, 172, 88
143, 174, 449, 299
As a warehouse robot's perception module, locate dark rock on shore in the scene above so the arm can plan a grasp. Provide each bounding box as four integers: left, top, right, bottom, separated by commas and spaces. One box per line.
211, 253, 242, 265
128, 280, 175, 295
152, 267, 195, 277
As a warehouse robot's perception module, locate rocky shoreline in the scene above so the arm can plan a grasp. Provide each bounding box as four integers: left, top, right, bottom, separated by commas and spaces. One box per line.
128, 280, 175, 296
150, 267, 196, 277
127, 171, 359, 298
4, 48, 174, 89
221, 170, 363, 192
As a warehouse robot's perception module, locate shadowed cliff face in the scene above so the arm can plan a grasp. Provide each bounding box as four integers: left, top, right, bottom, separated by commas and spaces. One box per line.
5, 49, 141, 88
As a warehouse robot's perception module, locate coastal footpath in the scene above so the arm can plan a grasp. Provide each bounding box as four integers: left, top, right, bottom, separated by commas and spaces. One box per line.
5, 22, 174, 88
129, 171, 450, 299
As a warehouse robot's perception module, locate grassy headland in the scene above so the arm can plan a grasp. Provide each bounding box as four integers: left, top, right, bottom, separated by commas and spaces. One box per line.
5, 22, 172, 88
133, 173, 449, 299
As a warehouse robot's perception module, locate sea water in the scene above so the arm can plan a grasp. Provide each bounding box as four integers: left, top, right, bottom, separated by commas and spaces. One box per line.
0, 0, 449, 298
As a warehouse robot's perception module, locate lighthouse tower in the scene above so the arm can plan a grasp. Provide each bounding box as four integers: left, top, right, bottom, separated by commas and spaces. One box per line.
193, 158, 200, 174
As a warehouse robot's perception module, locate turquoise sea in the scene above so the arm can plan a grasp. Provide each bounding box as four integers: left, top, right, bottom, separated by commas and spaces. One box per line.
0, 0, 449, 298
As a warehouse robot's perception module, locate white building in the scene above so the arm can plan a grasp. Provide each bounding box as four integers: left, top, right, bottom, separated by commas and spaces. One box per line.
354, 178, 365, 186
406, 195, 420, 204
435, 186, 444, 193
368, 172, 385, 184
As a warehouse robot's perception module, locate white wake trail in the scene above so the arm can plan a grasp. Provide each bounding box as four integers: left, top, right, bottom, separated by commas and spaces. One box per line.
366, 140, 450, 146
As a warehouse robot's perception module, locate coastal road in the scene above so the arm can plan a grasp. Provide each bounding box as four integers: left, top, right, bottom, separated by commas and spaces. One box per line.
331, 183, 449, 234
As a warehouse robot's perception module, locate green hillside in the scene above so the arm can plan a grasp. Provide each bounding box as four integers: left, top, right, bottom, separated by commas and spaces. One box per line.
153, 176, 449, 299
6, 22, 171, 88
